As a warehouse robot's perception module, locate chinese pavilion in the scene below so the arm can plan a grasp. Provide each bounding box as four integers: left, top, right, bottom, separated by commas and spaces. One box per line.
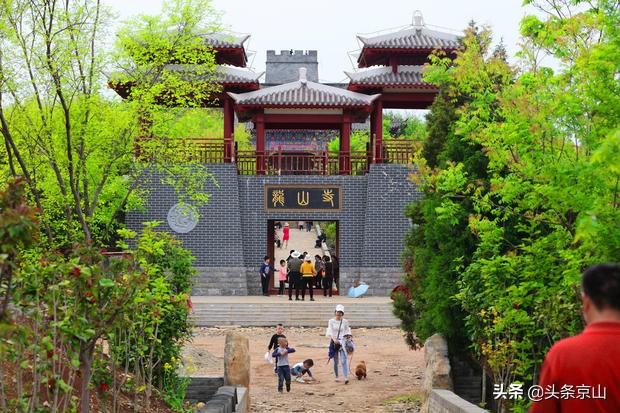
346, 11, 460, 162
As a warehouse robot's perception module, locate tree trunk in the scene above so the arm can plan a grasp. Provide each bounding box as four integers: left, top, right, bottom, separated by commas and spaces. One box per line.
79, 341, 96, 413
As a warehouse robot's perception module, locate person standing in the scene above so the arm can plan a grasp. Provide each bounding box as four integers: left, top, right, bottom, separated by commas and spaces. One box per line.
331, 253, 340, 290
282, 222, 290, 249
272, 337, 296, 393
267, 324, 286, 374
298, 221, 304, 231
278, 259, 288, 296
314, 254, 324, 289
327, 304, 351, 384
322, 255, 334, 297
530, 264, 620, 413
287, 251, 303, 301
300, 256, 317, 301
259, 256, 273, 296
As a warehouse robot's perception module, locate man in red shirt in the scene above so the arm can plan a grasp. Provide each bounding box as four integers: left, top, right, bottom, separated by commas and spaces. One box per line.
530, 264, 620, 413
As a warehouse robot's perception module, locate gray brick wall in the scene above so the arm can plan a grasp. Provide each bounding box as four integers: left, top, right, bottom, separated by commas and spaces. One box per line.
126, 163, 422, 296
265, 50, 319, 84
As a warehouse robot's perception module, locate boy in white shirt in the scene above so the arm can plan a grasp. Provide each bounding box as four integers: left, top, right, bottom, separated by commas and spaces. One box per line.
291, 359, 314, 383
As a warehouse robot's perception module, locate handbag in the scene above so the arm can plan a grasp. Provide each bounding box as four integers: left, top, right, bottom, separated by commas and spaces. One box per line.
333, 319, 343, 352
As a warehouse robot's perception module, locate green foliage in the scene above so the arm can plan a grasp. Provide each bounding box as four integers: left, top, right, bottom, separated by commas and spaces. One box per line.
328, 130, 369, 153
396, 4, 620, 412
384, 112, 427, 141
323, 222, 337, 250
0, 208, 196, 411
0, 0, 221, 250
110, 222, 194, 409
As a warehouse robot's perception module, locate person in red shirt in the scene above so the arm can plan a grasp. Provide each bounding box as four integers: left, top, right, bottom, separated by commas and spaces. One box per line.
282, 222, 290, 249
530, 263, 620, 413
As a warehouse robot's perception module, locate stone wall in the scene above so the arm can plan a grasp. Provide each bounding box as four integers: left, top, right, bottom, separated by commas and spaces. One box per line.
265, 50, 319, 84
427, 389, 488, 413
125, 164, 421, 296
185, 376, 224, 404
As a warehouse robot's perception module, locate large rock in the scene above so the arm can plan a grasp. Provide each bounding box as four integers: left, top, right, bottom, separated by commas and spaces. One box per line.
223, 332, 250, 388
422, 333, 453, 413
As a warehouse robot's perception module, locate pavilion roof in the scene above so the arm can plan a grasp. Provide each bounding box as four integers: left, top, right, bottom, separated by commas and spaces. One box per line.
200, 33, 250, 49
357, 26, 460, 50
164, 64, 263, 85
346, 65, 435, 88
227, 68, 380, 108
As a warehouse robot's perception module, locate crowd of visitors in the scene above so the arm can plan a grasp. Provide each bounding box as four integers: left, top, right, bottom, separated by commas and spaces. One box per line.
263, 220, 340, 297
281, 250, 338, 300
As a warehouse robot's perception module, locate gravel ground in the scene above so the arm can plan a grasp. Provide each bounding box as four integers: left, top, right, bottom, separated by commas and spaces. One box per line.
183, 327, 424, 412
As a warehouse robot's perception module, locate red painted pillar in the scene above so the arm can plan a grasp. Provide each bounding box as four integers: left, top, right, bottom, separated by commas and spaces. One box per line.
339, 114, 351, 175
255, 113, 265, 175
373, 100, 383, 163
223, 97, 233, 163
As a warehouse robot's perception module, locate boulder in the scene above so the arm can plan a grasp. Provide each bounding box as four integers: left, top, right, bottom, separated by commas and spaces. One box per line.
421, 333, 453, 413
224, 332, 250, 388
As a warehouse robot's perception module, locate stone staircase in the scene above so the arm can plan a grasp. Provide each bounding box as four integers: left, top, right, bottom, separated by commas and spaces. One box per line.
191, 298, 400, 327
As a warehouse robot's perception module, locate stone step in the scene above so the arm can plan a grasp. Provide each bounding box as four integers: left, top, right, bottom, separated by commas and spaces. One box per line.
191, 300, 400, 327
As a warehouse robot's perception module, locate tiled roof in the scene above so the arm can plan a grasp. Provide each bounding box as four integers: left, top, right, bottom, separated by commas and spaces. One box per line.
164, 64, 263, 84
228, 68, 379, 107
358, 26, 460, 50
201, 33, 250, 49
346, 65, 434, 87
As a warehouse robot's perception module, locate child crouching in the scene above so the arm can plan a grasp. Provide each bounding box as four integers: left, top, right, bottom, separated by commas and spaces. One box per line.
272, 337, 296, 393
291, 359, 314, 383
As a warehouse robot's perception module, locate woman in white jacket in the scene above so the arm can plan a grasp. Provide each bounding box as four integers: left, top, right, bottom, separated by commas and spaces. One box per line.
326, 304, 351, 383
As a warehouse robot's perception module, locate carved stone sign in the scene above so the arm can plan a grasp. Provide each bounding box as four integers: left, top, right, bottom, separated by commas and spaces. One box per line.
265, 185, 342, 212
167, 203, 198, 233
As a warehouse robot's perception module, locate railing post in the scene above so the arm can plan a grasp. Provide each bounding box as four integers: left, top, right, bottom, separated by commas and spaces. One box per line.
323, 150, 328, 175
278, 145, 282, 175
366, 141, 372, 173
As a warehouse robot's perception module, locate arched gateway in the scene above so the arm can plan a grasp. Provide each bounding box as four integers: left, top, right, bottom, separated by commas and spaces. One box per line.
115, 16, 460, 296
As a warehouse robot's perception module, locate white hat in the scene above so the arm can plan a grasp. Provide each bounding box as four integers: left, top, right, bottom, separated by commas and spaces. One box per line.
291, 251, 301, 258
305, 256, 312, 261
335, 304, 345, 313
284, 222, 289, 226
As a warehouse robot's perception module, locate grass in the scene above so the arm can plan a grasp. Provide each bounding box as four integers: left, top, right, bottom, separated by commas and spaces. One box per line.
382, 391, 424, 406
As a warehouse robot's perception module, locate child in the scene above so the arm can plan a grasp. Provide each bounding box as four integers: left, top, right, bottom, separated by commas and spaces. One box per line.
291, 359, 314, 383
278, 260, 288, 295
267, 324, 286, 374
272, 337, 296, 393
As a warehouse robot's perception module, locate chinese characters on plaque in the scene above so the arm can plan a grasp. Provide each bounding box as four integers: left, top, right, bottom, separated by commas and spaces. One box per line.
265, 185, 341, 212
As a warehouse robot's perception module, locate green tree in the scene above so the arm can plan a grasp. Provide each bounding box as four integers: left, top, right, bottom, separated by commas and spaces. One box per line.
396, 3, 620, 412
0, 0, 222, 249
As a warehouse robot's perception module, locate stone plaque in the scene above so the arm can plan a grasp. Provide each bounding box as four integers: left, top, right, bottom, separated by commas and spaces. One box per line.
167, 203, 198, 233
265, 185, 342, 212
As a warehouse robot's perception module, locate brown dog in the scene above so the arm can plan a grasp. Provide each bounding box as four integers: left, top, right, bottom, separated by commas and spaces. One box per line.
355, 361, 367, 380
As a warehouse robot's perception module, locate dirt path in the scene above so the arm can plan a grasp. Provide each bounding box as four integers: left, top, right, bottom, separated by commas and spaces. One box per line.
184, 327, 424, 412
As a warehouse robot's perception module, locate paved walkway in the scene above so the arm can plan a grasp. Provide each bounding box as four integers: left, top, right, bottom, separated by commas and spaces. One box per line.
273, 224, 325, 287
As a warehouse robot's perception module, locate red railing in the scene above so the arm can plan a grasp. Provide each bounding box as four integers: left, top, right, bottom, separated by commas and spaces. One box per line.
176, 138, 415, 174
235, 147, 369, 176
180, 138, 226, 163
383, 139, 416, 164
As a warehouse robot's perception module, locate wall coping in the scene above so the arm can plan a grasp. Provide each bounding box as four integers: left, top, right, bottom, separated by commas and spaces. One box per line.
429, 389, 489, 413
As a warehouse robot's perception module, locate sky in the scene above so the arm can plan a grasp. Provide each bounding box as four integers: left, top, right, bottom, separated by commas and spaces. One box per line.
103, 0, 538, 83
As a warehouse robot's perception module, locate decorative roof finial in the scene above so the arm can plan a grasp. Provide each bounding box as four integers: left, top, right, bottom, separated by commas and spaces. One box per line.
299, 67, 307, 85
413, 10, 424, 29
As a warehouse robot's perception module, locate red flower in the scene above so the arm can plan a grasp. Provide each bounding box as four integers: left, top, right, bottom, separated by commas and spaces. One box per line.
99, 383, 108, 392
71, 266, 81, 278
